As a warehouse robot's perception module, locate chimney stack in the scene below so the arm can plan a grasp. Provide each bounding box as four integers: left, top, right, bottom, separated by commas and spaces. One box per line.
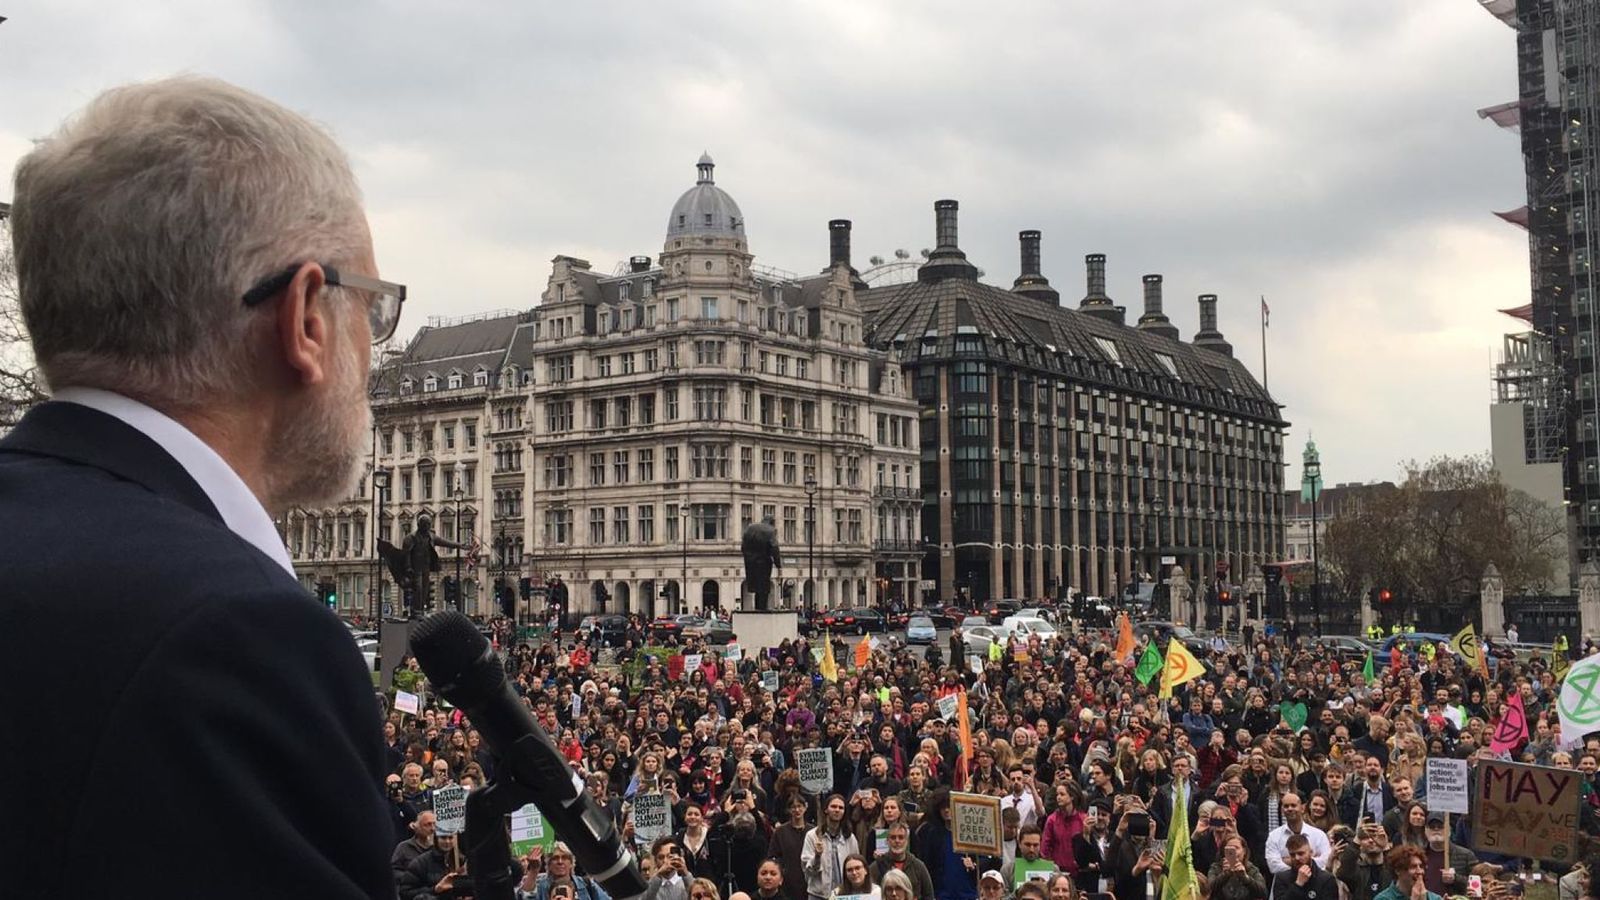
1019, 230, 1041, 276
1077, 252, 1124, 323
917, 199, 979, 283
1136, 274, 1179, 341
935, 200, 959, 249
829, 219, 853, 269
1012, 230, 1059, 305
1192, 293, 1234, 356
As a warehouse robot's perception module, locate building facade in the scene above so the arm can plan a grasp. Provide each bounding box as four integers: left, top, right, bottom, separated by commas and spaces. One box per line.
524, 156, 922, 618
1479, 0, 1600, 587
285, 311, 536, 618
859, 202, 1287, 605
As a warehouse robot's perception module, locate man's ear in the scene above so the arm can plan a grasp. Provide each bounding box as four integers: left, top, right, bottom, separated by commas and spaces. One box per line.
274, 261, 333, 386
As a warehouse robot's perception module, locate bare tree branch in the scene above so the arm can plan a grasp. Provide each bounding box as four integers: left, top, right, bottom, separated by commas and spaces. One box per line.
0, 220, 47, 428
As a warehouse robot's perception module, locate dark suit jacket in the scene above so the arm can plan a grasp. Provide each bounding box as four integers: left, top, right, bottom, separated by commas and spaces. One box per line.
0, 402, 393, 898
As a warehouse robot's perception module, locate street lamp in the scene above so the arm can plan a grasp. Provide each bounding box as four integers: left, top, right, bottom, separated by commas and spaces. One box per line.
452, 479, 465, 612
680, 493, 691, 615
1301, 438, 1324, 638
372, 468, 390, 620
805, 477, 819, 614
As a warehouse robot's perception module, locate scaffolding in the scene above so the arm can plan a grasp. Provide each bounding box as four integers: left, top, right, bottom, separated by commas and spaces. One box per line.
1496, 330, 1568, 464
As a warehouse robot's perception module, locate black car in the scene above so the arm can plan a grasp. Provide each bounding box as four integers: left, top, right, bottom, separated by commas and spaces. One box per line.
984, 599, 1021, 625
918, 604, 968, 629
578, 614, 629, 648
846, 607, 889, 634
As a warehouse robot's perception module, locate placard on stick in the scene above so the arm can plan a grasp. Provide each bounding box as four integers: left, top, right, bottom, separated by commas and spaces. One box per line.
432, 785, 467, 836
797, 747, 833, 794
510, 803, 556, 857
950, 791, 1002, 855
1425, 757, 1470, 815
1471, 760, 1581, 862
632, 792, 673, 843
395, 690, 420, 715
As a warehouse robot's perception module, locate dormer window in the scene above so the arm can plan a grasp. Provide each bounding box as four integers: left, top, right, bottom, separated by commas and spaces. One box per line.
704, 213, 714, 226
422, 374, 439, 392
474, 367, 489, 386
400, 377, 414, 395
678, 215, 686, 227
619, 282, 630, 301
447, 371, 463, 390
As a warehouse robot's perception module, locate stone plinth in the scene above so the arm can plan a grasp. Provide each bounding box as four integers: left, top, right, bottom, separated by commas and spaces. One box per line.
1480, 563, 1505, 639
731, 609, 800, 653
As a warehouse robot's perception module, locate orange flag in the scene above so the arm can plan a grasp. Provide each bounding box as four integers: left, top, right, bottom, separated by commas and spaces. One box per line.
854, 635, 871, 669
1114, 613, 1136, 663
956, 689, 973, 789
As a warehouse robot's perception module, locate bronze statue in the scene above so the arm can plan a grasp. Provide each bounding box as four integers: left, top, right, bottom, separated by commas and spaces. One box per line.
741, 516, 782, 610
377, 513, 468, 616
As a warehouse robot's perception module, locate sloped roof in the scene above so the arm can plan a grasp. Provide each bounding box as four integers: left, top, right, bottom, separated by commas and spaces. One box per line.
372, 312, 526, 397
859, 274, 1283, 424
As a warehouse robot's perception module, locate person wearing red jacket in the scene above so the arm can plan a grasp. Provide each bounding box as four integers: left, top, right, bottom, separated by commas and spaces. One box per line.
1039, 783, 1086, 875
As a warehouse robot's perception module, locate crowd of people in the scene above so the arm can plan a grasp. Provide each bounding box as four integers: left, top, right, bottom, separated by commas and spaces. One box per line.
381, 611, 1600, 900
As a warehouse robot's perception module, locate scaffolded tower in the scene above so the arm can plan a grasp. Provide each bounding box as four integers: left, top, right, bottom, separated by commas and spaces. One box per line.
1481, 0, 1600, 567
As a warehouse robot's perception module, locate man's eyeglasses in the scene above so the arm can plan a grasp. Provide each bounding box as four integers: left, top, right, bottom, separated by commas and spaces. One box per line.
242, 262, 406, 345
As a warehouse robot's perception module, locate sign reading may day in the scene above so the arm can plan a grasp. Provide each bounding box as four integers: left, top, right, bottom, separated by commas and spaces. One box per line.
797, 747, 834, 794
432, 785, 468, 836
1425, 757, 1470, 815
1472, 760, 1582, 862
632, 792, 673, 842
950, 792, 1003, 856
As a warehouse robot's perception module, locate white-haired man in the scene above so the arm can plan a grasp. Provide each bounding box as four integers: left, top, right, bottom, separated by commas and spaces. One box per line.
1, 76, 398, 897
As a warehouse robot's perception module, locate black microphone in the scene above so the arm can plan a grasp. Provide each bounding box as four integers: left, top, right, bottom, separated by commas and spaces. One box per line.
412, 610, 646, 900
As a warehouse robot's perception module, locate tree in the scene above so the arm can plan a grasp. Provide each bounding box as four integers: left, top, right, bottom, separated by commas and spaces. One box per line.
0, 218, 47, 428
1319, 454, 1562, 619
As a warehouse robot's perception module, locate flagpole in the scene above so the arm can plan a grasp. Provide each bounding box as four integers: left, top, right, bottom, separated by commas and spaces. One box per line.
1260, 296, 1269, 392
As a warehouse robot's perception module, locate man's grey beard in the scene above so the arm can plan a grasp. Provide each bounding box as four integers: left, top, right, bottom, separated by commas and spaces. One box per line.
265, 318, 371, 511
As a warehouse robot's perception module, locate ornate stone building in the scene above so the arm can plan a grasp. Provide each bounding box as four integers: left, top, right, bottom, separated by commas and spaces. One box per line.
859, 202, 1287, 605
285, 311, 536, 617
525, 156, 921, 617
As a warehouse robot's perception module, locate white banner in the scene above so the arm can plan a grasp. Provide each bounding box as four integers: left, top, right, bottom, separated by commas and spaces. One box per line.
433, 785, 467, 835
632, 792, 673, 842
797, 747, 833, 794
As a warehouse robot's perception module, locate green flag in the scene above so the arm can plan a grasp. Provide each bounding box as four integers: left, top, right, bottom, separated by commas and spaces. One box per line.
1161, 781, 1198, 900
1135, 642, 1163, 685
1362, 651, 1375, 684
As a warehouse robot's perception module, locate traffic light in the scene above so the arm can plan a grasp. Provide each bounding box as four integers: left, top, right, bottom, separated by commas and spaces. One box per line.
1378, 588, 1393, 605
1262, 564, 1283, 589
519, 577, 532, 601
1217, 589, 1233, 605
442, 576, 459, 607
318, 579, 336, 609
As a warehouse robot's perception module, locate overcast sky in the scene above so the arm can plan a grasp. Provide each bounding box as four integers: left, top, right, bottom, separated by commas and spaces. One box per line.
0, 1, 1530, 485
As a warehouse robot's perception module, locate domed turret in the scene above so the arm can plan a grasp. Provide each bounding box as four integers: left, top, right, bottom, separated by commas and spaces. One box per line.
666, 153, 745, 240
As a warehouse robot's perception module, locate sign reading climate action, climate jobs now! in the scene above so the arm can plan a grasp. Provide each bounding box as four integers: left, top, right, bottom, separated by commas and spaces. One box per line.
950, 791, 1003, 856
1471, 760, 1582, 862
1425, 757, 1470, 815
797, 747, 833, 794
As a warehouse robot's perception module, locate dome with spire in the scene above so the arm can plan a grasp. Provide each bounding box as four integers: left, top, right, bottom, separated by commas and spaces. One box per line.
666, 152, 746, 240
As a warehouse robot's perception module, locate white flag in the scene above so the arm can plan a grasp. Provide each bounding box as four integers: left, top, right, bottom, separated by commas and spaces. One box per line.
1558, 652, 1600, 748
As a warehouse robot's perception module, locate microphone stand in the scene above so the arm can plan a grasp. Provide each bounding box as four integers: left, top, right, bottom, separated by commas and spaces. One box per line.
463, 778, 536, 900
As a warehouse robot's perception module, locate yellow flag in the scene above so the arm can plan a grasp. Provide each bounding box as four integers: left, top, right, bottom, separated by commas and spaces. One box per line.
820, 632, 838, 682
1450, 624, 1481, 670
1159, 639, 1205, 699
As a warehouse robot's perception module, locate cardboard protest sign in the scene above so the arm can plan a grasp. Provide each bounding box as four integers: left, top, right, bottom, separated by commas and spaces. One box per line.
950, 792, 1003, 855
395, 691, 420, 715
432, 785, 468, 835
632, 792, 673, 842
510, 803, 556, 857
1013, 859, 1057, 887
724, 644, 741, 660
683, 653, 703, 678
797, 747, 833, 793
1425, 757, 1470, 815
1472, 760, 1581, 862
762, 670, 780, 693
937, 694, 959, 721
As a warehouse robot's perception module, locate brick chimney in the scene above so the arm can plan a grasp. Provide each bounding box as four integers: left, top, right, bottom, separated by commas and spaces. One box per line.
1136, 274, 1179, 341
1012, 230, 1059, 305
1192, 293, 1234, 356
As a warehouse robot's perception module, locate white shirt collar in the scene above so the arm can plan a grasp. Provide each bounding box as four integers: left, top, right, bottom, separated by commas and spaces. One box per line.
51, 387, 295, 577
